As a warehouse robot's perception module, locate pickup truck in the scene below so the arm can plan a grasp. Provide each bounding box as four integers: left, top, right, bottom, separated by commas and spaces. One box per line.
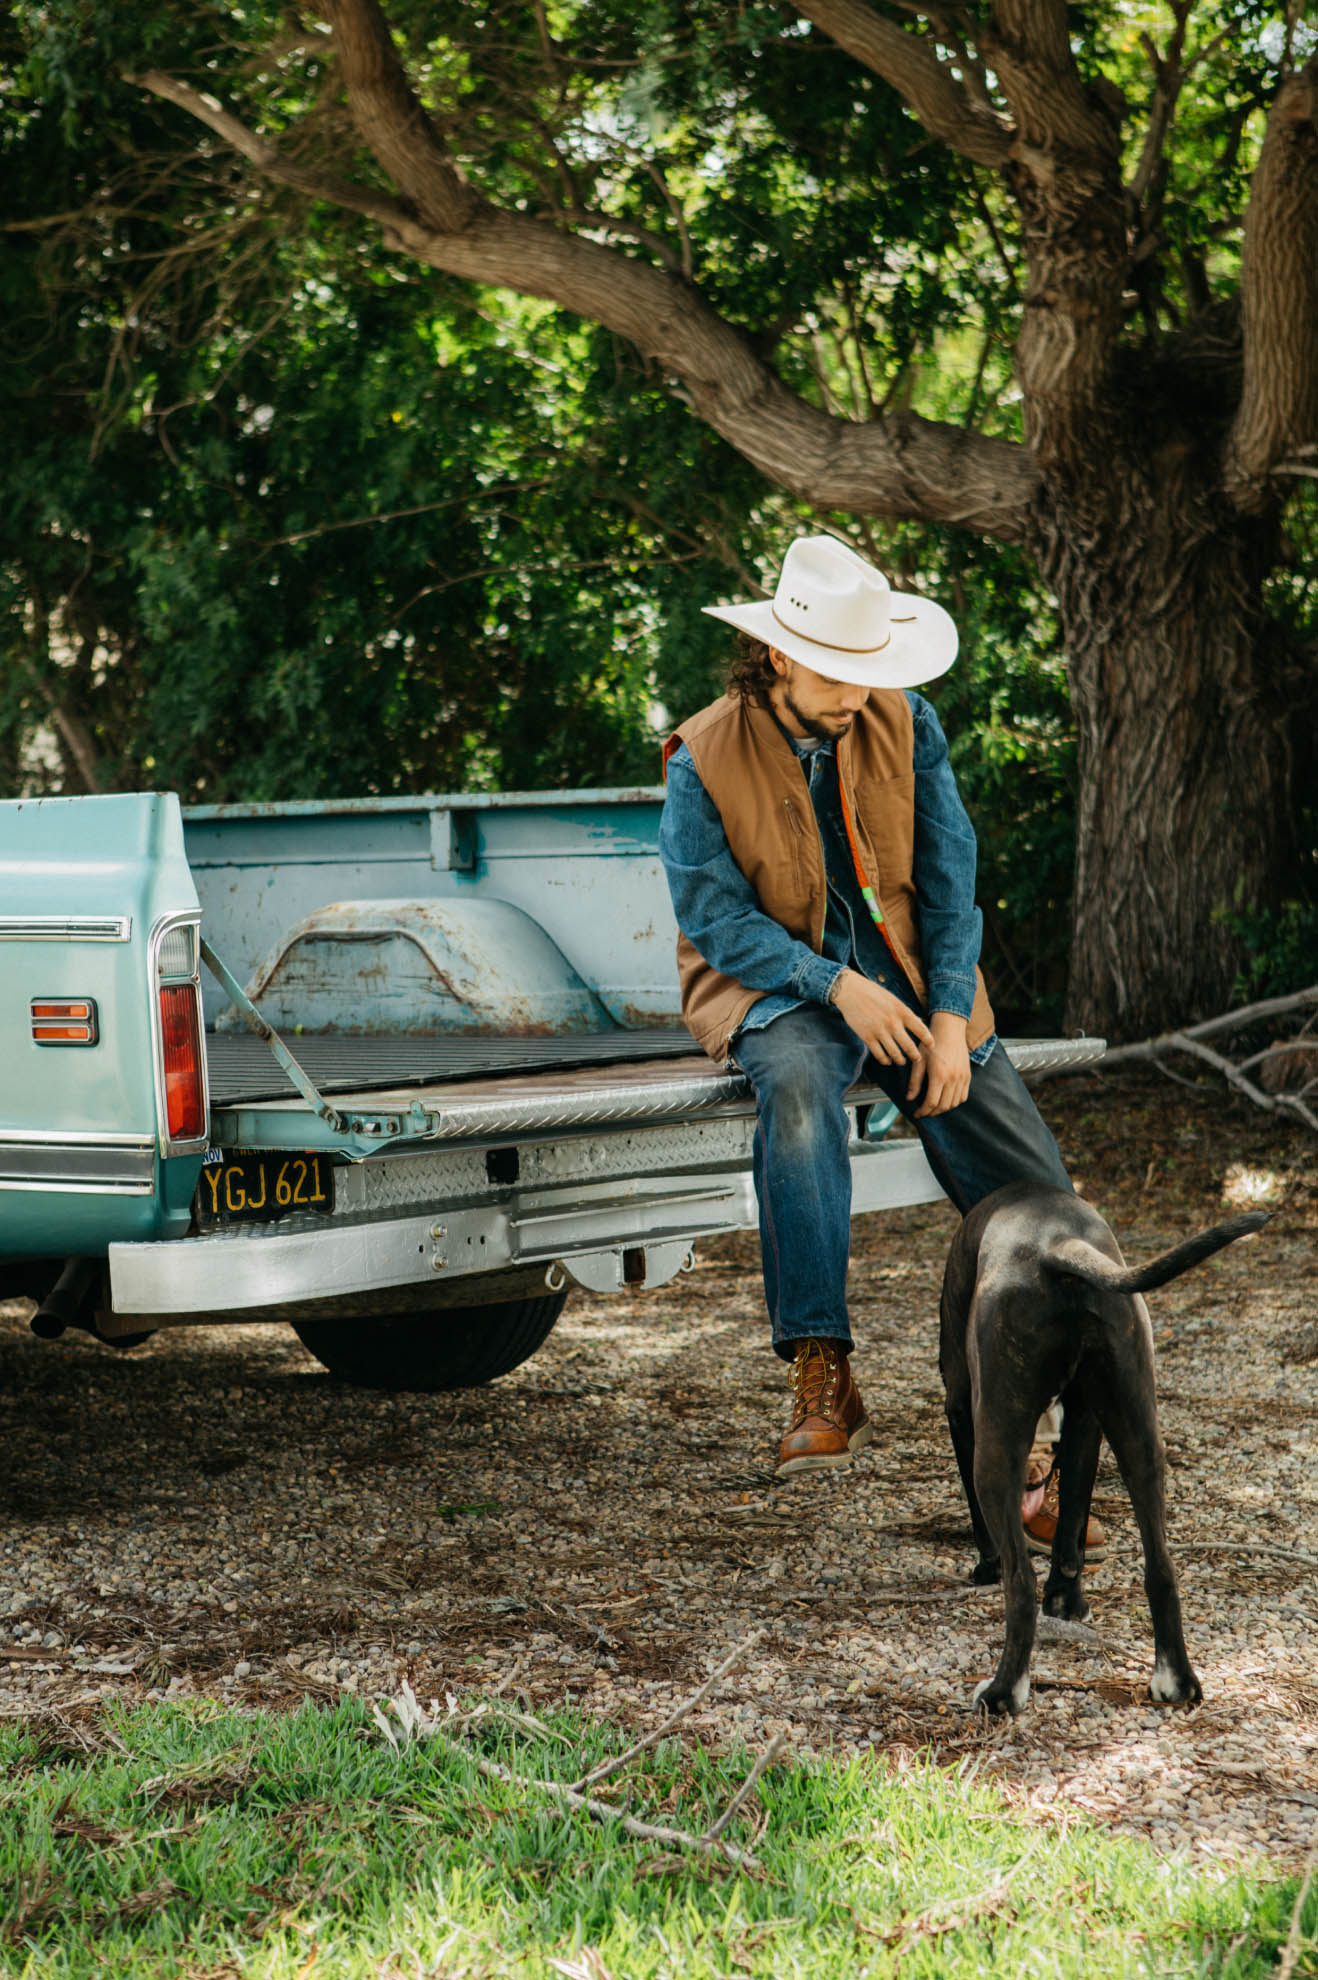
0, 786, 1102, 1390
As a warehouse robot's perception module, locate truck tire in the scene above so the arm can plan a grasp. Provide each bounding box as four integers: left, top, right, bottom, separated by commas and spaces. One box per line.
290, 1291, 568, 1391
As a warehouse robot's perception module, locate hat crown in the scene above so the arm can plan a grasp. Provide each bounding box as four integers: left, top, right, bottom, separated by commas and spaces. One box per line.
772, 537, 891, 658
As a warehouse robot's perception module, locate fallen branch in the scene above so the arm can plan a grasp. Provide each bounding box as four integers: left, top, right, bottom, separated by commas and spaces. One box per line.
703, 1732, 787, 1842
1098, 986, 1318, 1133
374, 1670, 766, 1871
1178, 1539, 1318, 1571
570, 1632, 763, 1794
1102, 986, 1318, 1059
428, 1730, 761, 1871
1278, 1845, 1317, 1980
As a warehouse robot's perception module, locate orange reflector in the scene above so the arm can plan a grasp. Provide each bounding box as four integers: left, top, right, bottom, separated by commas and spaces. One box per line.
159, 984, 205, 1140
32, 997, 99, 1045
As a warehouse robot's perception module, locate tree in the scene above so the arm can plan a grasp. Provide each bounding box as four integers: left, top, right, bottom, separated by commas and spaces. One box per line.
0, 12, 776, 800
13, 0, 1318, 1035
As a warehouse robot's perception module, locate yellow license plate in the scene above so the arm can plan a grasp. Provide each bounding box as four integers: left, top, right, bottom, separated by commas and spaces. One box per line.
194, 1151, 332, 1229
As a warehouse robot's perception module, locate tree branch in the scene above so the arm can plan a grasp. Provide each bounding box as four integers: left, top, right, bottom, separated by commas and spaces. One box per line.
976, 0, 1129, 457
986, 0, 1118, 149
1224, 57, 1318, 513
793, 0, 1015, 168
129, 37, 1040, 542
1100, 986, 1318, 1134
1127, 3, 1192, 214
317, 0, 482, 231
128, 68, 408, 226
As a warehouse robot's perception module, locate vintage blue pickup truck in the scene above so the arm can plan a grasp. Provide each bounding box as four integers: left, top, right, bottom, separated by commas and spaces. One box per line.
0, 787, 1102, 1389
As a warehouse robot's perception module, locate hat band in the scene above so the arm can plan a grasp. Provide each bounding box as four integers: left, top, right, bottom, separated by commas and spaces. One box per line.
772, 605, 890, 656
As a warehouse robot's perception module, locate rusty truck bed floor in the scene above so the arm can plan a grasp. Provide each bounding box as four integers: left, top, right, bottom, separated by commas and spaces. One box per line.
204, 1028, 703, 1106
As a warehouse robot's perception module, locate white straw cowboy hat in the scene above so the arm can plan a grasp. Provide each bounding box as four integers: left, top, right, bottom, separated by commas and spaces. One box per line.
703, 534, 958, 689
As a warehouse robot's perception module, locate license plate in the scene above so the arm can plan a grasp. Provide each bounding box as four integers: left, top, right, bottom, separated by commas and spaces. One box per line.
194, 1151, 333, 1229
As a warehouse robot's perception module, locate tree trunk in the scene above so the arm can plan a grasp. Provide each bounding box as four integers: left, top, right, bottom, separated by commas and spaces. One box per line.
1038, 459, 1291, 1041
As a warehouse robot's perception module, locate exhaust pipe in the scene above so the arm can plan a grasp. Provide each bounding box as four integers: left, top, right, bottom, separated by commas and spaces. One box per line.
30, 1257, 102, 1339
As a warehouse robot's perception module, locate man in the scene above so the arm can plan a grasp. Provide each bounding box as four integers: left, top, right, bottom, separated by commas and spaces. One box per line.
658, 534, 1100, 1552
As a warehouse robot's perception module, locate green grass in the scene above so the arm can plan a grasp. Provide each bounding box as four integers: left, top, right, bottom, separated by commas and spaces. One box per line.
0, 1695, 1312, 1978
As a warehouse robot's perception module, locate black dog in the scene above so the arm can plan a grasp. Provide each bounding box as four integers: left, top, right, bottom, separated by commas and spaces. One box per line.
938, 1183, 1267, 1715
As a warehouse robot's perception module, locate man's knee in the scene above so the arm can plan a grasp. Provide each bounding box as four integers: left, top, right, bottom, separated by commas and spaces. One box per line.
758, 1057, 846, 1155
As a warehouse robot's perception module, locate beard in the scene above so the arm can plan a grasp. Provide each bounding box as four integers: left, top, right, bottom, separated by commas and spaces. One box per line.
782, 687, 853, 743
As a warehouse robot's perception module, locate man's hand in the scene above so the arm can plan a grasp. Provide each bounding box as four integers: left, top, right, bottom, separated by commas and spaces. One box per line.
909, 1011, 972, 1119
831, 970, 933, 1069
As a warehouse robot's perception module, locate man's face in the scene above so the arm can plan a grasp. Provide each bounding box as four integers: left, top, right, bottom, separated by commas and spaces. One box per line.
768, 651, 870, 742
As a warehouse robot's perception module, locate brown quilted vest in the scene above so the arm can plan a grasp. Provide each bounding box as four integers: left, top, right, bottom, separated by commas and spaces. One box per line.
666, 692, 996, 1063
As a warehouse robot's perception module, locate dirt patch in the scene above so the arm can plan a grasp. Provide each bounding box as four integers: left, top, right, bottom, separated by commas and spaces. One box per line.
1, 1067, 1314, 1868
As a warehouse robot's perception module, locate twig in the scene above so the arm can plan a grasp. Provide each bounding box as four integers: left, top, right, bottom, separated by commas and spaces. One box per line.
1180, 1540, 1318, 1571
429, 1732, 760, 1870
863, 1584, 995, 1605
703, 1733, 788, 1841
1278, 1846, 1317, 1980
570, 1632, 764, 1793
1103, 987, 1318, 1058
1035, 1614, 1103, 1646
1099, 988, 1318, 1133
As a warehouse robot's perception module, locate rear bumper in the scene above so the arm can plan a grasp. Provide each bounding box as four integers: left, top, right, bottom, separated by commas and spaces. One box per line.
107, 1137, 945, 1319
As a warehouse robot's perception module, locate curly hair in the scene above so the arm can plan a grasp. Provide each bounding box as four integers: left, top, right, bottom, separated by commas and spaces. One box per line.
726, 630, 778, 704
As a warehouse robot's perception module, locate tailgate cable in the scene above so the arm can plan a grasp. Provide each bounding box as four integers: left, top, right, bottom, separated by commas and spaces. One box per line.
200, 938, 347, 1136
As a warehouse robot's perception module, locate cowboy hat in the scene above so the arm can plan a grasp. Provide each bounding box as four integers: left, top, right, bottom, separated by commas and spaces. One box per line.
702, 534, 958, 689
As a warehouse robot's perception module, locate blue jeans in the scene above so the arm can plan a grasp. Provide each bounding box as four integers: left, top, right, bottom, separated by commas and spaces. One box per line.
732, 1004, 1073, 1358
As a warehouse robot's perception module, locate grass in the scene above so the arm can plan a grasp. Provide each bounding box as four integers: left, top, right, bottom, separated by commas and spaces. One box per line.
0, 1694, 1313, 1979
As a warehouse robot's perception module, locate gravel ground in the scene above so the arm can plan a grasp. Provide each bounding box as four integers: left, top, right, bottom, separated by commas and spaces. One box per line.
1, 1068, 1315, 1870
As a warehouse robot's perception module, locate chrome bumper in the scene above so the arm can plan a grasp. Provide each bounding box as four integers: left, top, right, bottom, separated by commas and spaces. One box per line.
107, 1137, 945, 1318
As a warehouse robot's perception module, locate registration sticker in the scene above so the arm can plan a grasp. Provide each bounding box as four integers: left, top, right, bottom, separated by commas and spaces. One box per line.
193, 1151, 333, 1228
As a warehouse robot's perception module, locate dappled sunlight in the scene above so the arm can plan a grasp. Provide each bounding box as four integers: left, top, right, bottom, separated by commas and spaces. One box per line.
1222, 1162, 1286, 1208
0, 1071, 1314, 1884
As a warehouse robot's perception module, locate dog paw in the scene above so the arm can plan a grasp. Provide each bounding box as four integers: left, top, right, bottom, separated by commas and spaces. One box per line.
971, 1558, 1001, 1586
1149, 1658, 1202, 1707
1042, 1584, 1092, 1624
972, 1673, 1030, 1716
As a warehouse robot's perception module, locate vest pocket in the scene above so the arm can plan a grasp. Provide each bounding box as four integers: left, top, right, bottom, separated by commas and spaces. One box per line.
854, 773, 915, 897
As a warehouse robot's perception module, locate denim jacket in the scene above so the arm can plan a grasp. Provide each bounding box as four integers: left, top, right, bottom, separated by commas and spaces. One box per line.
659, 691, 995, 1060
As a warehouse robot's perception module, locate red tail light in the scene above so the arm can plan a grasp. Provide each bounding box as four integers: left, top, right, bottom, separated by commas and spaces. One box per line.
159, 984, 205, 1140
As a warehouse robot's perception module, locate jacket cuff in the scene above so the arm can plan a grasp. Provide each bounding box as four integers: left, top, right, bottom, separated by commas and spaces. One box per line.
927, 974, 977, 1023
790, 953, 847, 1006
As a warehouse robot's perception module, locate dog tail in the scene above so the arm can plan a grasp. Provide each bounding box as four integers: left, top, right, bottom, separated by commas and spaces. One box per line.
1040, 1210, 1271, 1295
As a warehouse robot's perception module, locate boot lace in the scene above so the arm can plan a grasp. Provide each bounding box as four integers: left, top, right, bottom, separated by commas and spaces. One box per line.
790, 1339, 839, 1423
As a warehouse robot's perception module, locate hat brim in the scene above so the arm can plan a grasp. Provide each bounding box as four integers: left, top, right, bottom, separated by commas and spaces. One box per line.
702, 594, 958, 689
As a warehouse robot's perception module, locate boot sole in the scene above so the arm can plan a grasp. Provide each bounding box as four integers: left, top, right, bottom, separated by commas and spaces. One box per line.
1024, 1529, 1106, 1561
775, 1418, 874, 1479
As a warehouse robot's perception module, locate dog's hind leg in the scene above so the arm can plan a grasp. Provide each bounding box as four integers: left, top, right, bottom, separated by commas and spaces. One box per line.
1041, 1396, 1100, 1623
943, 1386, 1000, 1584
940, 1275, 1000, 1585
1097, 1330, 1201, 1706
969, 1398, 1040, 1715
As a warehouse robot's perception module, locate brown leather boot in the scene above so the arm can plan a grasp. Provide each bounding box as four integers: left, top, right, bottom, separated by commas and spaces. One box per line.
1023, 1466, 1107, 1559
775, 1338, 874, 1479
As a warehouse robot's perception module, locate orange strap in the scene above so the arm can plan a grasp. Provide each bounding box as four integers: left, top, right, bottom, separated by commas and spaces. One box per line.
835, 775, 909, 976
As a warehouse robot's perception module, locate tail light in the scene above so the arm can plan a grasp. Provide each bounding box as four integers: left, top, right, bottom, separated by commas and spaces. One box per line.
159, 984, 205, 1140
151, 915, 208, 1151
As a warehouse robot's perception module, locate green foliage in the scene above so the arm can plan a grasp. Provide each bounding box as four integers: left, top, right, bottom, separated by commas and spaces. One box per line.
5, 0, 1318, 1018
1224, 897, 1318, 1003
0, 1694, 1310, 1976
